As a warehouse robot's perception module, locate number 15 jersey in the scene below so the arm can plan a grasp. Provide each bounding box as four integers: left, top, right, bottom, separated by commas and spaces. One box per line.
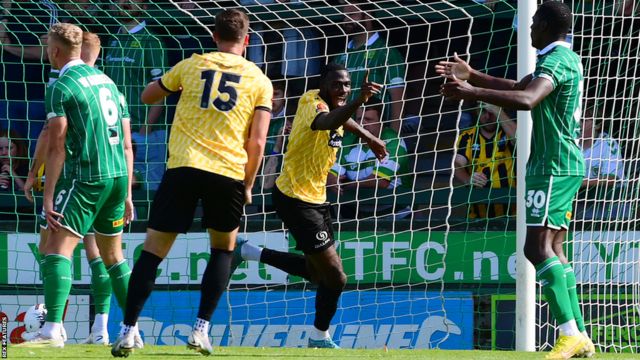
160, 52, 273, 180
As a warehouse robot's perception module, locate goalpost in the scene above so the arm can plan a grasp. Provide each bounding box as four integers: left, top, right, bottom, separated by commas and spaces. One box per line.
0, 0, 638, 353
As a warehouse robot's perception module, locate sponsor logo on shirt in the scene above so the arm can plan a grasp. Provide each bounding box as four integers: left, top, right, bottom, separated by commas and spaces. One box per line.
316, 102, 328, 113
328, 131, 343, 148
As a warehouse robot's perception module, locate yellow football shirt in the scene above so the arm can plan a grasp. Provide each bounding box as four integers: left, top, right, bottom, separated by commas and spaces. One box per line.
276, 90, 343, 204
160, 52, 272, 180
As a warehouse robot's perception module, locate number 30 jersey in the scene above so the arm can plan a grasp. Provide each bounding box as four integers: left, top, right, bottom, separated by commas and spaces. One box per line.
160, 52, 273, 180
46, 60, 129, 181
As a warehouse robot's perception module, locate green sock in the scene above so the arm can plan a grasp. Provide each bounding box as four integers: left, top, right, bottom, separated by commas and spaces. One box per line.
535, 256, 574, 325
42, 255, 72, 323
564, 263, 586, 332
89, 257, 112, 315
107, 260, 131, 311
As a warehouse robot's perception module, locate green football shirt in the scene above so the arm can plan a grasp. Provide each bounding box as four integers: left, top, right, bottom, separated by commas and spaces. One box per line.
45, 60, 129, 181
103, 21, 166, 128
331, 127, 409, 189
333, 32, 405, 105
529, 41, 585, 177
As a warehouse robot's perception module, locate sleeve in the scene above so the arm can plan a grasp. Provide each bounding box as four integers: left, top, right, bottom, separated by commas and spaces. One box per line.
385, 47, 406, 89
533, 57, 562, 89
376, 135, 407, 180
159, 59, 185, 93
145, 36, 166, 82
600, 139, 623, 178
456, 131, 472, 160
255, 76, 273, 112
119, 93, 131, 121
45, 84, 67, 120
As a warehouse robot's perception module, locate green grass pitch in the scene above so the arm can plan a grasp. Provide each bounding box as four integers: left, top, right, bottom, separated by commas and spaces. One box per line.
7, 346, 640, 359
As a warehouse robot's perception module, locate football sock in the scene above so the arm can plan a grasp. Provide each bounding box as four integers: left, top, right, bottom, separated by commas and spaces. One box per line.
92, 313, 108, 334
314, 284, 343, 332
124, 250, 163, 326
535, 257, 575, 327
197, 248, 233, 321
89, 257, 112, 315
260, 248, 311, 281
563, 263, 586, 333
240, 241, 262, 261
107, 259, 132, 311
42, 254, 72, 323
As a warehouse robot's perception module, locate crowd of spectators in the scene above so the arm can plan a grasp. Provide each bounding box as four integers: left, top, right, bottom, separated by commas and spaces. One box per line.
0, 0, 637, 223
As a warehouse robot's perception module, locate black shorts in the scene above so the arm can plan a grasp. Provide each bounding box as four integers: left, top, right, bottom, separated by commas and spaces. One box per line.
272, 185, 334, 254
148, 167, 244, 233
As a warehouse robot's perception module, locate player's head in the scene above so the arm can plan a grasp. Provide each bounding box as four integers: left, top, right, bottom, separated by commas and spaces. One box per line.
81, 32, 101, 67
213, 9, 250, 50
272, 79, 287, 115
0, 129, 27, 169
355, 99, 383, 137
319, 63, 351, 110
117, 0, 147, 19
341, 1, 377, 33
47, 23, 83, 70
531, 1, 572, 49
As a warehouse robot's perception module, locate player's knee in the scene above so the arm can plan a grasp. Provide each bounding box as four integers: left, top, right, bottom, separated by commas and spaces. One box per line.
523, 241, 544, 265
324, 267, 347, 290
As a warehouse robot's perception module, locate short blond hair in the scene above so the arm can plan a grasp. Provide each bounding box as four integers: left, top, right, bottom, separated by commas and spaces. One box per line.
82, 32, 101, 51
48, 23, 82, 50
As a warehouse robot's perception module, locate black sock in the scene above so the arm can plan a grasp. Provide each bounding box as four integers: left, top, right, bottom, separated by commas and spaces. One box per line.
197, 248, 233, 321
314, 284, 343, 331
124, 250, 163, 326
261, 248, 311, 281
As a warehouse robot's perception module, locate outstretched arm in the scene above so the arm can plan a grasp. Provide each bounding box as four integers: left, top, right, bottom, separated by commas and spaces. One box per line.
441, 76, 554, 111
435, 53, 532, 91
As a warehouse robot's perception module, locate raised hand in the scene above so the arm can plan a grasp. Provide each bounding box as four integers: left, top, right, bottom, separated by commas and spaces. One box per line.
358, 69, 383, 103
435, 52, 472, 81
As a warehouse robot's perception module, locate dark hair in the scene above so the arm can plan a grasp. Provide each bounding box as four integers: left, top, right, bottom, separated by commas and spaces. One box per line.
538, 1, 572, 37
272, 79, 286, 93
320, 63, 348, 83
0, 129, 28, 171
363, 97, 383, 117
214, 9, 249, 42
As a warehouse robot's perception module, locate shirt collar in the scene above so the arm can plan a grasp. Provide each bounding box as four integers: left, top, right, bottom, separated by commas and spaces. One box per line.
347, 31, 380, 50
127, 20, 146, 34
59, 59, 85, 76
537, 40, 571, 56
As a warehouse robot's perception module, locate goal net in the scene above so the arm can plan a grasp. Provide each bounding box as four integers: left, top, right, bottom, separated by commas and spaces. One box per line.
0, 0, 636, 353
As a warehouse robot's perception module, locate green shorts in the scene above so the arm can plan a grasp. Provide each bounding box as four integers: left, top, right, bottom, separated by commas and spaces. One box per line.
525, 175, 582, 229
51, 176, 127, 237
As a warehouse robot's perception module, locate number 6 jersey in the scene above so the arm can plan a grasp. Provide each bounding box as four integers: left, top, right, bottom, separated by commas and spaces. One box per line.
45, 60, 129, 181
159, 52, 273, 180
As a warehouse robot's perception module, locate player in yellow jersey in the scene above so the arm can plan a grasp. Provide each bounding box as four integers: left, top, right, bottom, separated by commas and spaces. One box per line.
232, 63, 387, 349
111, 9, 272, 357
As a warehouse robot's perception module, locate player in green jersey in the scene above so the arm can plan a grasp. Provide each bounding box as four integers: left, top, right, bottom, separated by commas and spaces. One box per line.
437, 2, 593, 359
19, 23, 135, 348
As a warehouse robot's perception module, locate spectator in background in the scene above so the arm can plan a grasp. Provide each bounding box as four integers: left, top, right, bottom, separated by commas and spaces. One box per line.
0, 0, 55, 152
578, 105, 630, 220
263, 79, 293, 190
454, 102, 516, 219
103, 0, 168, 191
328, 100, 409, 219
334, 0, 406, 133
0, 129, 27, 192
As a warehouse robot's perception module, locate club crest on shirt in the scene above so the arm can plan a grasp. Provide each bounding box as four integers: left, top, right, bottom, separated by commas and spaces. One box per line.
328, 131, 342, 148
